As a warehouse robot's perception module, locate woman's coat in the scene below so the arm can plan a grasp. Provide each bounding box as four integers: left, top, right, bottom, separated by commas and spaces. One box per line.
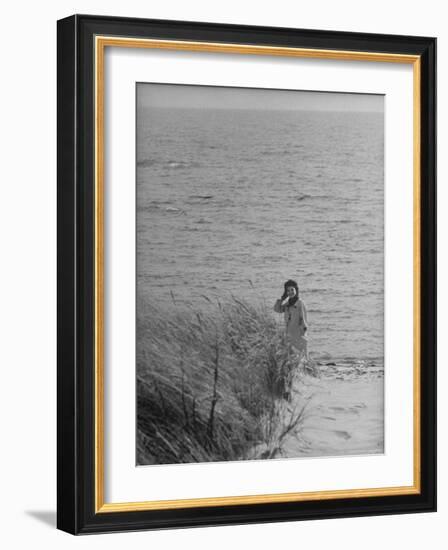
274, 298, 308, 353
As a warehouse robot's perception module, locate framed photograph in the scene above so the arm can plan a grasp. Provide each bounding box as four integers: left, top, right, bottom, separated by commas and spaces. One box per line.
57, 14, 436, 534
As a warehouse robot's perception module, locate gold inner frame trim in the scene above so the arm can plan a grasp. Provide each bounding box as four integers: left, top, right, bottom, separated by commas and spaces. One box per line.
94, 35, 421, 514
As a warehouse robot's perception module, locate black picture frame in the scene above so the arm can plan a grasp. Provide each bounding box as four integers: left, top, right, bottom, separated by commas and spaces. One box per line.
57, 14, 436, 535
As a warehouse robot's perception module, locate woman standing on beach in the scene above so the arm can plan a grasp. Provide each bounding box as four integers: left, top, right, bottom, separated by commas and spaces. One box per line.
274, 279, 309, 362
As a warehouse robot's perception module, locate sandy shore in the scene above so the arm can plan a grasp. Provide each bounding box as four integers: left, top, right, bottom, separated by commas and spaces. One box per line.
282, 361, 384, 458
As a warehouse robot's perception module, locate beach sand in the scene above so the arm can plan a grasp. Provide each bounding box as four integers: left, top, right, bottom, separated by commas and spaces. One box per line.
283, 361, 384, 458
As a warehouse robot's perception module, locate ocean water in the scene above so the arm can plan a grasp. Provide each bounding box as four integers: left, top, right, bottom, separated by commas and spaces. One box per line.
136, 106, 384, 361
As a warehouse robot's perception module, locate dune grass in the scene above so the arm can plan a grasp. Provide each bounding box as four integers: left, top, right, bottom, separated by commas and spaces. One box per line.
137, 296, 311, 465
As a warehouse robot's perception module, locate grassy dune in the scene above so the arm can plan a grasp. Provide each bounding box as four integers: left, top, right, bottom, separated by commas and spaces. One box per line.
137, 297, 310, 465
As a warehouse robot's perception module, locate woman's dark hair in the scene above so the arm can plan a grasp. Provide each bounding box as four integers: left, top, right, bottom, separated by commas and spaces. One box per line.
281, 279, 299, 306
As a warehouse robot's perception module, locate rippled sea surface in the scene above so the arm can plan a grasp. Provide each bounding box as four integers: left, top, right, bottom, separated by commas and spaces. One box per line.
137, 106, 384, 361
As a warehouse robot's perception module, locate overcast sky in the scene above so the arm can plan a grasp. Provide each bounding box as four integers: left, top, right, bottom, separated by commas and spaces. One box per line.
137, 83, 384, 113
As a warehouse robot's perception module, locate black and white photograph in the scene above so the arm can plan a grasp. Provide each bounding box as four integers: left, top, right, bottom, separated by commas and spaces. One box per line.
136, 83, 385, 466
